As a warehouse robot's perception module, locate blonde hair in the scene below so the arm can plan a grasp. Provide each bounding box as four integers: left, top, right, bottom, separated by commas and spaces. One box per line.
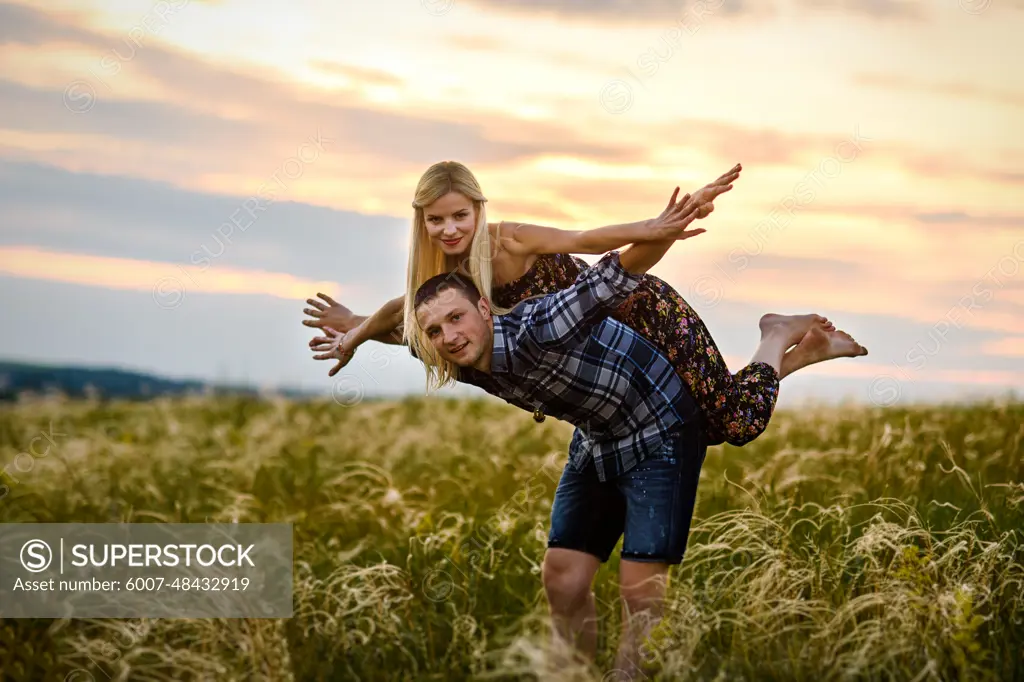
403, 161, 512, 392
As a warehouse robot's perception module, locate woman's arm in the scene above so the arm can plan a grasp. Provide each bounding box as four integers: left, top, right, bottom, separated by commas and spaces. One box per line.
498, 219, 659, 257
619, 194, 707, 275
352, 295, 406, 346
501, 163, 742, 257
304, 294, 404, 345
618, 164, 741, 273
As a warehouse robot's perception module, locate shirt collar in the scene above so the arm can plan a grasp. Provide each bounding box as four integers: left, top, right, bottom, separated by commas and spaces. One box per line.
458, 314, 512, 385
489, 314, 512, 375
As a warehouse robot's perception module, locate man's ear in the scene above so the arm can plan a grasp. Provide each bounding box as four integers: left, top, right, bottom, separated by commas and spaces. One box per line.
477, 296, 492, 317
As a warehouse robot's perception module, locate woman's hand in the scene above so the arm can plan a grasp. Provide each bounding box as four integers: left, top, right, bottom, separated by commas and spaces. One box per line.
309, 326, 360, 377
690, 162, 742, 208
648, 163, 741, 240
303, 293, 361, 337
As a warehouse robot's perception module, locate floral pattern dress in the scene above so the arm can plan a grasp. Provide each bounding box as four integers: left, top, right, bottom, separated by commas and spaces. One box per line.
491, 253, 779, 447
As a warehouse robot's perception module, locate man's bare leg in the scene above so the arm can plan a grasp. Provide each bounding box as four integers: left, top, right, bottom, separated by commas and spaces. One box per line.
610, 560, 671, 681
542, 548, 602, 665
779, 326, 868, 379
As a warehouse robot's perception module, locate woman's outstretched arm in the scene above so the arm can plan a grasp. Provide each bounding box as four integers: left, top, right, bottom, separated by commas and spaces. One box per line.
354, 295, 406, 346
500, 163, 741, 257
304, 294, 405, 345
307, 294, 405, 377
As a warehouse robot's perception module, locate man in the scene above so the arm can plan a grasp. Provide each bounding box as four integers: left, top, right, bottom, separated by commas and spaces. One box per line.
405, 191, 715, 680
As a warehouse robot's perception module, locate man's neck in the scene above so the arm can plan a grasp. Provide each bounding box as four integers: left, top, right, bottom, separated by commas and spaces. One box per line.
471, 316, 497, 373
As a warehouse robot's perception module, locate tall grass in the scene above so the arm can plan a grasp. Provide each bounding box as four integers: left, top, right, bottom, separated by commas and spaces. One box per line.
1, 395, 1021, 680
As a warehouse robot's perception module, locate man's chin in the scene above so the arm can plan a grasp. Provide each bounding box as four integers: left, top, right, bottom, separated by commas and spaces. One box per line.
442, 346, 475, 367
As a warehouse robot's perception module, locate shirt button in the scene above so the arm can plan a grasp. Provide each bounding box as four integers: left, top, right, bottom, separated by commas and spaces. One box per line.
533, 408, 545, 423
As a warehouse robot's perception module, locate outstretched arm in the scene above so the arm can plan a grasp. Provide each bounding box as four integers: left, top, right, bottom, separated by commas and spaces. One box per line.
352, 295, 406, 346
618, 171, 736, 274
521, 191, 708, 351
307, 294, 406, 377
306, 294, 405, 346
500, 163, 741, 257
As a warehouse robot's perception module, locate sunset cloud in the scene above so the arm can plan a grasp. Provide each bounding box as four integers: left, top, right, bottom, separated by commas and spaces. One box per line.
0, 246, 343, 303
853, 72, 1024, 110
980, 337, 1024, 358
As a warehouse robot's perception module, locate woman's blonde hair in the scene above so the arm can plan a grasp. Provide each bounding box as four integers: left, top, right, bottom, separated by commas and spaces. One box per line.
403, 161, 512, 392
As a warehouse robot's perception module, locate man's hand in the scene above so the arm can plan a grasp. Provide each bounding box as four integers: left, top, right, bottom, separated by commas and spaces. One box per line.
647, 163, 741, 240
310, 327, 356, 377
303, 293, 360, 336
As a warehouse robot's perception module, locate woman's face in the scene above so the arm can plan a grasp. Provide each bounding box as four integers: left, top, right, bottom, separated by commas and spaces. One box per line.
422, 191, 476, 256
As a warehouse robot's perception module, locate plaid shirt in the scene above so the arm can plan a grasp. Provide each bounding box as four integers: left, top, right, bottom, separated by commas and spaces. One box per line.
459, 251, 700, 482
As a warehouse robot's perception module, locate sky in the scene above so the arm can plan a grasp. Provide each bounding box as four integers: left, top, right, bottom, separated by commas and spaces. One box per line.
0, 0, 1022, 409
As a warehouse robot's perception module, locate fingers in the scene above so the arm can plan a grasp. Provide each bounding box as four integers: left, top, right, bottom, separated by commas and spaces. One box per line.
678, 227, 707, 240
302, 319, 325, 329
317, 292, 339, 306
715, 163, 742, 184
313, 345, 351, 360
686, 184, 732, 212
308, 327, 343, 353
306, 298, 327, 312
705, 183, 733, 200
664, 187, 680, 213
671, 191, 709, 220
303, 307, 324, 318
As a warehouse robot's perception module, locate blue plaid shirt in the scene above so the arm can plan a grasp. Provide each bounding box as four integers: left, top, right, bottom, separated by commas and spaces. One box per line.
459, 251, 700, 481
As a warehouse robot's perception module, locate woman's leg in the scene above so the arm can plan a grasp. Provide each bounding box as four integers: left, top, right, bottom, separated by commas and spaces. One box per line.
692, 312, 867, 445
611, 283, 813, 447
694, 312, 833, 446
611, 279, 867, 448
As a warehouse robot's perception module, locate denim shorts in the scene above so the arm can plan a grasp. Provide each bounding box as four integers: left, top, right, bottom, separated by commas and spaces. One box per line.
546, 420, 707, 565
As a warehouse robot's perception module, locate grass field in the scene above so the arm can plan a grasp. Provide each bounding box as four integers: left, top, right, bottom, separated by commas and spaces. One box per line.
1, 395, 1022, 681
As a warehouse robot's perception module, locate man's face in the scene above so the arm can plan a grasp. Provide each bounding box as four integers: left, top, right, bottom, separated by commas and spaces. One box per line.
415, 288, 493, 369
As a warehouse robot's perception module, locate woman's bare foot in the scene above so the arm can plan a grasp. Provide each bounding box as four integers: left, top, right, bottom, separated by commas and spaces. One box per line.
759, 313, 833, 349
779, 326, 868, 379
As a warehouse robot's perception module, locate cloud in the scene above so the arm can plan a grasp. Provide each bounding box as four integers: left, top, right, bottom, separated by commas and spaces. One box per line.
0, 79, 263, 146
451, 0, 761, 24
0, 245, 343, 302
0, 75, 598, 169
0, 5, 634, 170
0, 159, 410, 294
884, 149, 1024, 187
452, 0, 925, 23
800, 203, 1024, 231
721, 253, 866, 277
981, 337, 1024, 357
0, 2, 105, 48
452, 0, 930, 24
853, 72, 1024, 110
308, 61, 404, 88
795, 0, 926, 20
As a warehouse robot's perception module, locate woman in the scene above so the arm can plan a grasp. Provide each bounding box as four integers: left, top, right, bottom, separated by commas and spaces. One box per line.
304, 161, 867, 446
